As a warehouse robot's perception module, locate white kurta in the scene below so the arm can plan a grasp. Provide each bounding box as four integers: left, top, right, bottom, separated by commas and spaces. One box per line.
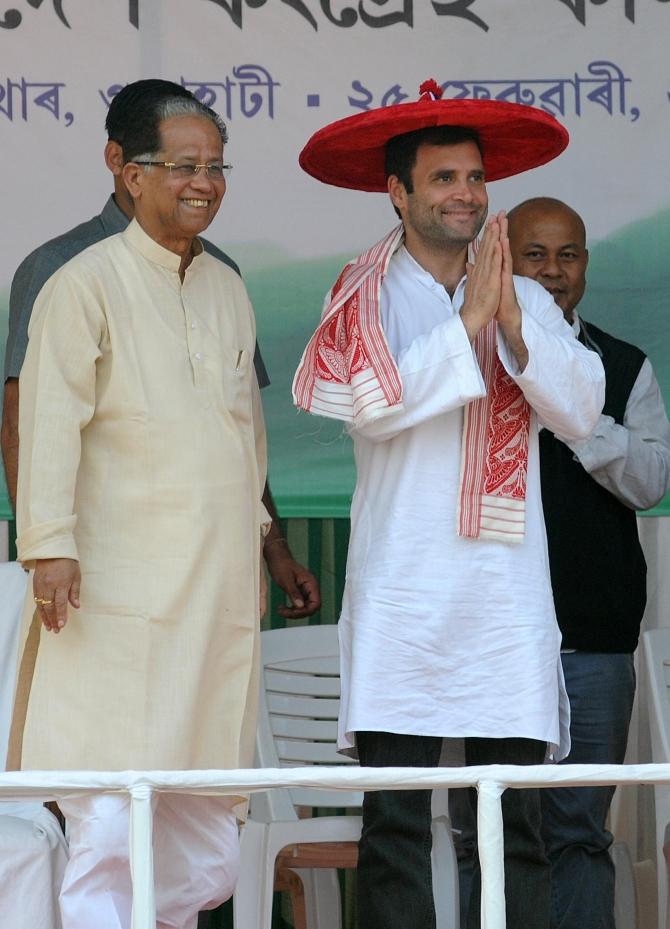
338, 247, 605, 760
15, 219, 269, 776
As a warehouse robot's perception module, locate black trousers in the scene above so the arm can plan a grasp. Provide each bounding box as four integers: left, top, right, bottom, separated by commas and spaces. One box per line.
355, 731, 550, 929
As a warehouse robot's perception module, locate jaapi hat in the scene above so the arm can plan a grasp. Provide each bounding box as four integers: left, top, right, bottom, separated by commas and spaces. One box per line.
299, 79, 569, 192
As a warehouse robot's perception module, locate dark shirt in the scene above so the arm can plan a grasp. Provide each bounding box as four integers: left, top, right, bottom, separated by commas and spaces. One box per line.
540, 319, 647, 652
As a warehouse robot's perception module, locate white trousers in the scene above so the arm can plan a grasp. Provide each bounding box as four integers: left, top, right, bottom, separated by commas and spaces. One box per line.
58, 793, 239, 929
0, 804, 68, 929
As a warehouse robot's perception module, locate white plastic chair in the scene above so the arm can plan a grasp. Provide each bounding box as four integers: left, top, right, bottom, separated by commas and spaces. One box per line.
642, 628, 670, 929
0, 561, 29, 767
0, 561, 68, 929
233, 623, 458, 929
610, 840, 637, 929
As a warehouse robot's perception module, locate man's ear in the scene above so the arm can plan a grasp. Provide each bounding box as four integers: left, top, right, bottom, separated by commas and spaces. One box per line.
104, 140, 124, 177
584, 248, 590, 270
387, 174, 407, 214
121, 161, 144, 202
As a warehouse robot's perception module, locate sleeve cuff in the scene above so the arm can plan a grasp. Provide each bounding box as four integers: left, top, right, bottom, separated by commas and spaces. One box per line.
259, 503, 272, 538
558, 415, 621, 470
17, 515, 79, 565
496, 306, 539, 383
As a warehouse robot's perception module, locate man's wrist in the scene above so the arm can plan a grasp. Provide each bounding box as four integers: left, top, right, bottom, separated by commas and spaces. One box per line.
265, 535, 289, 551
263, 534, 293, 565
460, 308, 486, 343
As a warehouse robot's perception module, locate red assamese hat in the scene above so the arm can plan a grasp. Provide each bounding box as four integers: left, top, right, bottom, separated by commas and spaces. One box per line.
299, 79, 569, 192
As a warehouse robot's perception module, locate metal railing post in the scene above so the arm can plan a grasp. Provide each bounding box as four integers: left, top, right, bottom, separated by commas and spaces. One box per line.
129, 784, 156, 929
3, 762, 670, 928
478, 779, 506, 929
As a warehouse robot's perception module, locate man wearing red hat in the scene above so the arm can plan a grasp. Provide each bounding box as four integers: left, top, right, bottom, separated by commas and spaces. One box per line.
294, 82, 606, 929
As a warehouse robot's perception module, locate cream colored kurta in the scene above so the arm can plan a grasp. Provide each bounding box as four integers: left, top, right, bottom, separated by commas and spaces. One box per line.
15, 218, 269, 775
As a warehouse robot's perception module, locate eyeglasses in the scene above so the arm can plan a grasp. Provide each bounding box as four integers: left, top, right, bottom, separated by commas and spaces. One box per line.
133, 161, 232, 182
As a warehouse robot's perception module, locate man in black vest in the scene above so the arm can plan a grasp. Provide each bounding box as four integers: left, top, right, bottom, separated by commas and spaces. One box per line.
508, 197, 670, 929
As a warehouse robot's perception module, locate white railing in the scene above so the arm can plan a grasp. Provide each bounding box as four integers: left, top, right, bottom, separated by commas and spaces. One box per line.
2, 762, 670, 929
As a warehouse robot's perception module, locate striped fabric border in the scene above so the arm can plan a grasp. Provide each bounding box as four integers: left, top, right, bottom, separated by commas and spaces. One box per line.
457, 321, 498, 539
309, 371, 400, 424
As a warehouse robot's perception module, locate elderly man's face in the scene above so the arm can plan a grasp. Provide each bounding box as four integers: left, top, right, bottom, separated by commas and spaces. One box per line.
132, 115, 226, 249
509, 205, 588, 322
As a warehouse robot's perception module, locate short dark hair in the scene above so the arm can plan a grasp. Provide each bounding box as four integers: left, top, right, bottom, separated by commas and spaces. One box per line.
105, 79, 228, 162
384, 125, 483, 193
106, 80, 192, 144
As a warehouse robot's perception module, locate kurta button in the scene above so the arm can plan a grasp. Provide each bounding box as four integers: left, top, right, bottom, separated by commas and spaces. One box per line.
191, 322, 197, 329
194, 352, 203, 360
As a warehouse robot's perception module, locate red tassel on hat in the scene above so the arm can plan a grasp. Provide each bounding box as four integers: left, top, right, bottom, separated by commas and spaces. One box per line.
418, 79, 444, 101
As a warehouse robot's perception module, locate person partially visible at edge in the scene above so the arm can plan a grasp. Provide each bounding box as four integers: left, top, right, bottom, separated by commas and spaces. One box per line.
10, 89, 267, 929
292, 81, 606, 929
508, 197, 670, 929
1, 78, 320, 621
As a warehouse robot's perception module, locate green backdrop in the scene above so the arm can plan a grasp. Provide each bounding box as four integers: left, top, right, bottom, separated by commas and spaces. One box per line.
1, 206, 669, 521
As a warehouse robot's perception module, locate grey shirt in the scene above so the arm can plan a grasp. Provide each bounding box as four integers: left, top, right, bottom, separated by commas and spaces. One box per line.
5, 195, 270, 387
557, 313, 670, 509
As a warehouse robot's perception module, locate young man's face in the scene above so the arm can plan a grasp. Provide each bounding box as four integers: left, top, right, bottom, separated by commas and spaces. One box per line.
390, 141, 488, 250
509, 206, 589, 322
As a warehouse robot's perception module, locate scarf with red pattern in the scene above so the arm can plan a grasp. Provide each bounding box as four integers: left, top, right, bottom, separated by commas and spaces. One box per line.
292, 225, 530, 543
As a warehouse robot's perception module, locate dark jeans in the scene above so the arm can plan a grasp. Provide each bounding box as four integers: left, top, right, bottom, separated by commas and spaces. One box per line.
465, 737, 549, 929
541, 653, 636, 929
357, 731, 549, 929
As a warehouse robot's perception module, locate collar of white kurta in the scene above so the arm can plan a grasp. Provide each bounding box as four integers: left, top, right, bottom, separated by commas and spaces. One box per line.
292, 225, 530, 543
124, 218, 205, 272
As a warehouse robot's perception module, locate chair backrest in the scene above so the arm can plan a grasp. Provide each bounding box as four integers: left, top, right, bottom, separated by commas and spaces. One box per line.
0, 563, 28, 770
254, 624, 362, 818
642, 628, 670, 763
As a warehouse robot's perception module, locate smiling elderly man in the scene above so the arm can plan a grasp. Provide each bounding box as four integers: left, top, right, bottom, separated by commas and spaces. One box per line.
12, 91, 269, 929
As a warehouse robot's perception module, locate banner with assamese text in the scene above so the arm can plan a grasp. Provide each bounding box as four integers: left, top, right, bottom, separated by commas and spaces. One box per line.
1, 0, 668, 516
